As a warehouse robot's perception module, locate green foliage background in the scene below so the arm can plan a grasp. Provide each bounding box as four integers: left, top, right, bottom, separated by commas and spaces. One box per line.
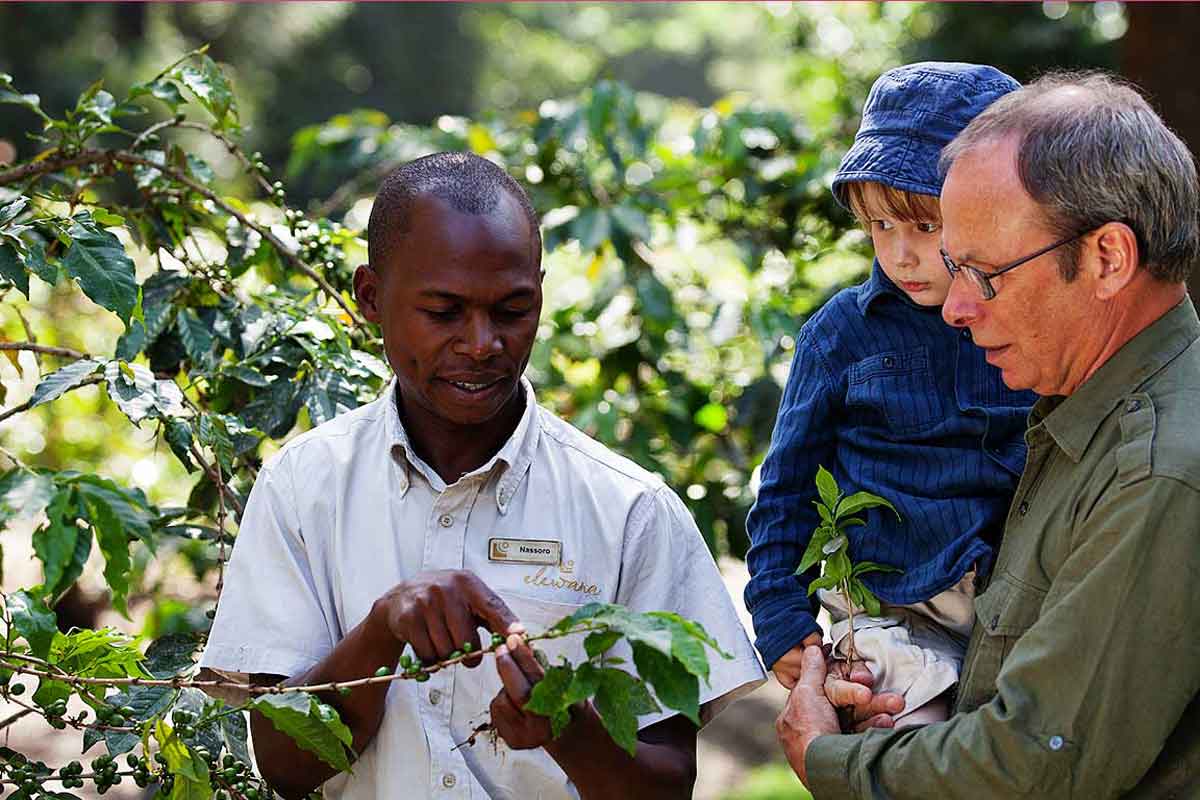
0, 5, 1122, 797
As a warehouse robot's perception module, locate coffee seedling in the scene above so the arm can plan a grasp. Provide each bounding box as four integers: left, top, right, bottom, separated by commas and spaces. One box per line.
795, 466, 902, 665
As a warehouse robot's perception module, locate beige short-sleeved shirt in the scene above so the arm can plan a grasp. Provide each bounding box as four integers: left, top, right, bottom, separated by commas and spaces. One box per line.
200, 378, 765, 799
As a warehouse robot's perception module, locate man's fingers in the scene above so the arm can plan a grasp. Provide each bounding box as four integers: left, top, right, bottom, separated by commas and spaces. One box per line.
823, 676, 872, 708
852, 691, 905, 723
846, 659, 875, 689
854, 713, 896, 733
797, 644, 828, 688
494, 644, 535, 706
444, 599, 484, 667
405, 618, 438, 665
462, 574, 520, 636
504, 634, 545, 687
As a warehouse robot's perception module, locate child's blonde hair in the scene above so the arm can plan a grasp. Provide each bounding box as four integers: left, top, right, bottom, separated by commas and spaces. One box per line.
843, 181, 941, 230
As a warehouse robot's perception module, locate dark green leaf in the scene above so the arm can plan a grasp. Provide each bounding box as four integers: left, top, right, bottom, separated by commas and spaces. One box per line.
32, 490, 79, 598
0, 196, 29, 227
855, 581, 883, 617
252, 693, 353, 772
524, 664, 575, 738
221, 711, 251, 767
635, 272, 674, 323
29, 359, 103, 408
24, 239, 56, 285
104, 360, 186, 423
0, 73, 47, 119
72, 474, 154, 544
173, 55, 237, 128
611, 204, 652, 242
797, 524, 834, 576
572, 209, 611, 252
144, 634, 198, 678
164, 418, 196, 472
584, 630, 621, 659
130, 78, 185, 111
806, 574, 839, 596
593, 668, 659, 757
62, 218, 138, 325
836, 490, 900, 521
632, 642, 699, 726
177, 309, 215, 368
83, 493, 131, 616
0, 468, 55, 525
815, 465, 840, 510
5, 589, 56, 660
0, 242, 28, 297
223, 365, 270, 387
852, 561, 903, 576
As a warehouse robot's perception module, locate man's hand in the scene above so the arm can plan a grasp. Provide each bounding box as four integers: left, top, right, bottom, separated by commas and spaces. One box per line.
823, 657, 905, 732
776, 645, 842, 788
491, 632, 556, 750
771, 633, 823, 689
370, 570, 521, 666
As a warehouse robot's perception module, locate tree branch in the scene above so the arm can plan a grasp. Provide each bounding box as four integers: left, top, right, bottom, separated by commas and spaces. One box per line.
0, 375, 104, 425
0, 342, 90, 360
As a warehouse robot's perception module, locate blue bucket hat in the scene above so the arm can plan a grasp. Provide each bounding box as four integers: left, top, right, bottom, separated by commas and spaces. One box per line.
832, 62, 1020, 210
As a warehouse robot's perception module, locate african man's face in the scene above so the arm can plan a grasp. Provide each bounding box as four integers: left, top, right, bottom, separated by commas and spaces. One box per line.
355, 191, 542, 430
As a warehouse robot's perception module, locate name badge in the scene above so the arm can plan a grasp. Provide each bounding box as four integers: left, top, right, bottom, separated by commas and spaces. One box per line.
488, 538, 562, 566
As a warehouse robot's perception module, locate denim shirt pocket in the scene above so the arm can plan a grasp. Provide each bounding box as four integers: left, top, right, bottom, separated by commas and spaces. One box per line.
846, 346, 945, 437
956, 572, 1046, 713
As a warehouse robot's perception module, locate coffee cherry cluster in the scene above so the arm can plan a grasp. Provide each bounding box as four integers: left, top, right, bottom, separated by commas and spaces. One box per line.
89, 755, 123, 794
2, 754, 52, 796
57, 760, 85, 789
95, 703, 138, 728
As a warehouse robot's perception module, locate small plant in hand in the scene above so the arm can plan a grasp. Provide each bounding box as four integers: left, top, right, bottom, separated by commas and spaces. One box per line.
795, 466, 901, 667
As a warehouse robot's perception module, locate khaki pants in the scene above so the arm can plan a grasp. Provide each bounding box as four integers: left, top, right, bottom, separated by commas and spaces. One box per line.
818, 570, 976, 721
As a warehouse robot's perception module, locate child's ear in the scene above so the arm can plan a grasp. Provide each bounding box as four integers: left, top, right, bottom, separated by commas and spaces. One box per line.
1091, 222, 1139, 301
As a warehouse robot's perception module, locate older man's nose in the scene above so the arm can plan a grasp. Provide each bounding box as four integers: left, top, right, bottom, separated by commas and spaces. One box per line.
941, 276, 979, 328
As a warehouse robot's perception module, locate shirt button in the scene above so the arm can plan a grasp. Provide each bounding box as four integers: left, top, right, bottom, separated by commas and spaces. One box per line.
1018, 501, 1029, 516
1126, 398, 1141, 412
882, 356, 895, 368
438, 514, 454, 528
442, 774, 457, 788
961, 329, 971, 339
1048, 735, 1064, 751
429, 689, 442, 705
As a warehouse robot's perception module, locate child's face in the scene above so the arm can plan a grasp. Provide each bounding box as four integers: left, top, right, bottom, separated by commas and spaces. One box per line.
857, 184, 951, 306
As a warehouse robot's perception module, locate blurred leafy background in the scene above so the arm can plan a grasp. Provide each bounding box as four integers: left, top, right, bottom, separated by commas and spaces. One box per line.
1, 3, 1195, 797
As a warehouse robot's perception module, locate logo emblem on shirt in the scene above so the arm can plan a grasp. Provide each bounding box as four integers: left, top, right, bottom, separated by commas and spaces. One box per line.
488, 538, 562, 566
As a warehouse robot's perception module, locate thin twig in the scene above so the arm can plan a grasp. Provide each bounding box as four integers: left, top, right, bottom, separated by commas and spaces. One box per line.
0, 342, 90, 360
0, 623, 601, 697
0, 375, 104, 425
12, 307, 36, 343
0, 707, 33, 730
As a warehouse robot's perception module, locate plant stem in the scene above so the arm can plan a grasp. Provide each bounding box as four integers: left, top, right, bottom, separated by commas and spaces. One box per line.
841, 580, 858, 666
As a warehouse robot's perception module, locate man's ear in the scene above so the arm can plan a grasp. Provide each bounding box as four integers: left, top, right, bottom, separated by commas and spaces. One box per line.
1091, 222, 1139, 301
354, 264, 384, 324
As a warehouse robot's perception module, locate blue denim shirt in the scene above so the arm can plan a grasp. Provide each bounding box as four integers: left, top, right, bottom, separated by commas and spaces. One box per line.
744, 261, 1036, 669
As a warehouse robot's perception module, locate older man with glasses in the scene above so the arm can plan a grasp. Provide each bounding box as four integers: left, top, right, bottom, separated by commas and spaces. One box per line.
777, 71, 1200, 799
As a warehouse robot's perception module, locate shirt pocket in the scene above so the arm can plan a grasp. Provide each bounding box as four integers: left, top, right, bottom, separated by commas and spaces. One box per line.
496, 591, 589, 670
956, 572, 1046, 713
846, 346, 946, 438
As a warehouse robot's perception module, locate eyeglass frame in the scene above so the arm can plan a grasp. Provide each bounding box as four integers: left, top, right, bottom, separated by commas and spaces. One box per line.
940, 229, 1088, 301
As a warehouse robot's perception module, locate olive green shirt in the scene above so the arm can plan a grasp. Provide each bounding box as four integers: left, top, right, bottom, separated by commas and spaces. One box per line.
807, 296, 1200, 799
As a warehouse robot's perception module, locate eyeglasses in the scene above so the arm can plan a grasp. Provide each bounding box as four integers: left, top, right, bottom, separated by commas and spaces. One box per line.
940, 230, 1087, 300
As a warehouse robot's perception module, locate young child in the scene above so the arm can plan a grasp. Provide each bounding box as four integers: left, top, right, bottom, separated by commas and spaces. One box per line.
744, 62, 1036, 725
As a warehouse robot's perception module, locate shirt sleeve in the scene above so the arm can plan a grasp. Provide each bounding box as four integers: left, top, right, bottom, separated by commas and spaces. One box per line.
805, 475, 1200, 799
615, 485, 766, 730
198, 451, 339, 680
744, 326, 841, 669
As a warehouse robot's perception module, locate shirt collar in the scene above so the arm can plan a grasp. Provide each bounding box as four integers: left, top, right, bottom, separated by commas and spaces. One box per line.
385, 376, 541, 511
856, 259, 931, 316
1037, 295, 1200, 462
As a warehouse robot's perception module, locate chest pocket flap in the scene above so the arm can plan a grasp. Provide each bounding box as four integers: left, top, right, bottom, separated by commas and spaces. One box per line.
847, 346, 945, 437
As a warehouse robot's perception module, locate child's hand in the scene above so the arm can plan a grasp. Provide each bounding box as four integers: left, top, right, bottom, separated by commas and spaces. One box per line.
771, 633, 823, 689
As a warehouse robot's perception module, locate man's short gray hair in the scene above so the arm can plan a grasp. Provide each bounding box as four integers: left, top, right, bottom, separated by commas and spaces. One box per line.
940, 71, 1200, 283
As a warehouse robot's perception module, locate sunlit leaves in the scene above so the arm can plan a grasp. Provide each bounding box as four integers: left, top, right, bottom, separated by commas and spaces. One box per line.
62, 215, 139, 325
4, 589, 56, 660
0, 468, 55, 524
251, 693, 354, 772
28, 359, 104, 409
